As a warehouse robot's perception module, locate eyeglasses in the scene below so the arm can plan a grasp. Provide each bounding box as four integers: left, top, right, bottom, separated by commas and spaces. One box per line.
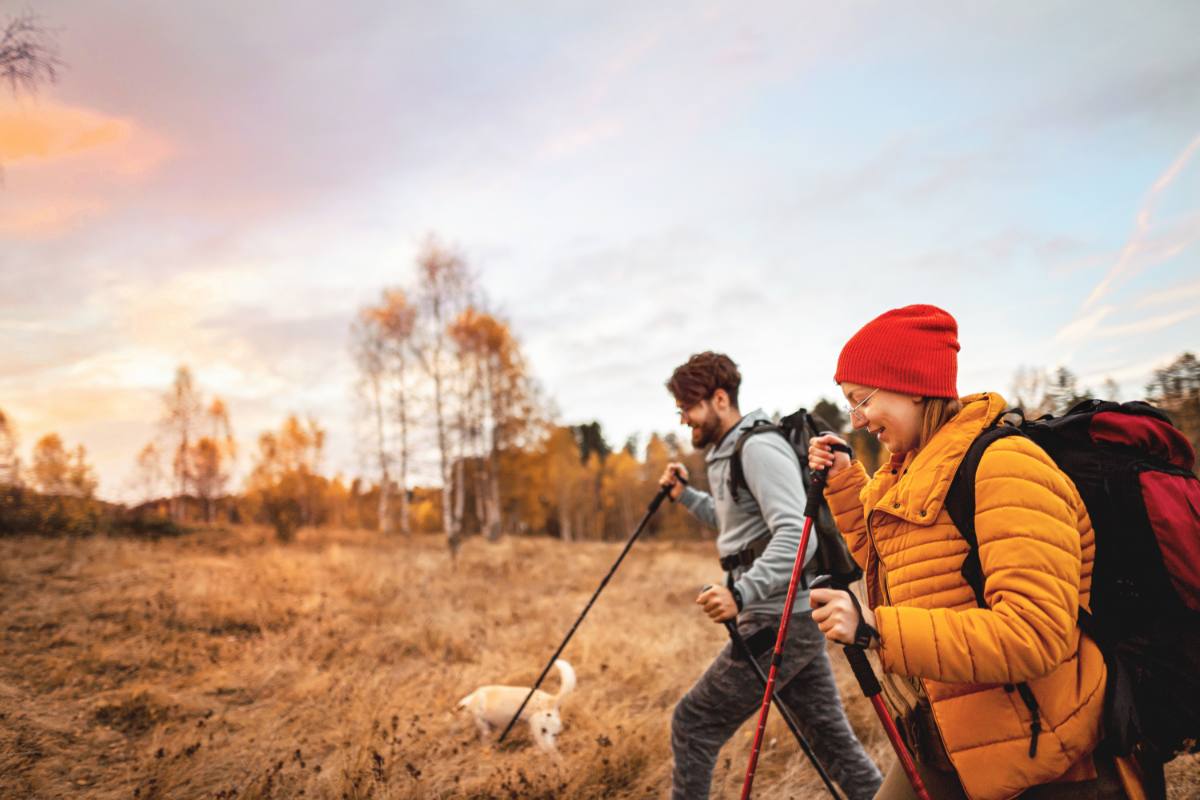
844, 388, 879, 424
677, 401, 702, 422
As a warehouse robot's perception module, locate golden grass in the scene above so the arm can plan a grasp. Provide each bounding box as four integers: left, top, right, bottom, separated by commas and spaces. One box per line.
0, 527, 1196, 799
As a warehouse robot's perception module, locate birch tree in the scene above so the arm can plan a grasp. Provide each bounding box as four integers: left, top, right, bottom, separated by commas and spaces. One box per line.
450, 308, 542, 540
451, 320, 482, 541
373, 289, 418, 537
0, 409, 18, 485
192, 399, 235, 522
411, 238, 472, 555
451, 309, 494, 539
352, 308, 393, 535
131, 442, 165, 505
160, 366, 204, 521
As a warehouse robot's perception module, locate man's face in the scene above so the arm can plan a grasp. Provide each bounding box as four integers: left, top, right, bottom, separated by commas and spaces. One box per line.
678, 397, 723, 448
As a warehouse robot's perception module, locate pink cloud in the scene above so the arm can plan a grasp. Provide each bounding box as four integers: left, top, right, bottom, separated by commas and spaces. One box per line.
2, 101, 132, 163
0, 99, 172, 238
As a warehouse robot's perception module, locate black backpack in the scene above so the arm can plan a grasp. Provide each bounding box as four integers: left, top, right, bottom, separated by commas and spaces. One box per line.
945, 399, 1200, 792
729, 409, 863, 587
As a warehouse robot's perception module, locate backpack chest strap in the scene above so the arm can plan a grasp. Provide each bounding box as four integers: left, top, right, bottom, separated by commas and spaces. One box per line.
719, 533, 772, 571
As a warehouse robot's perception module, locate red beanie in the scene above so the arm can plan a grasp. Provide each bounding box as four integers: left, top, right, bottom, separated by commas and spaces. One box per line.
834, 305, 960, 398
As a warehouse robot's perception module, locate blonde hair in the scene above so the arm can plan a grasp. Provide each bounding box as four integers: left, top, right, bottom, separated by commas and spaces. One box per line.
918, 397, 963, 451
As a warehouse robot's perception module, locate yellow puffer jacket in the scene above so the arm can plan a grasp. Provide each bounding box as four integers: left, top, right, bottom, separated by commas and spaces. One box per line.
824, 392, 1106, 800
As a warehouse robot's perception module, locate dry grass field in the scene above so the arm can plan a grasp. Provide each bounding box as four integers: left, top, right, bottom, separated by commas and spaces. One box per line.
1, 527, 1197, 800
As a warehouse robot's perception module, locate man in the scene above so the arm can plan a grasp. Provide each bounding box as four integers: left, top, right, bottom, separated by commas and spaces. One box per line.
660, 352, 882, 800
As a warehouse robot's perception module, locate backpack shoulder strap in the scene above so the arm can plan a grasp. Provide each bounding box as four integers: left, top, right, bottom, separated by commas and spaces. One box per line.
944, 416, 1028, 608
729, 421, 782, 503
944, 412, 1049, 760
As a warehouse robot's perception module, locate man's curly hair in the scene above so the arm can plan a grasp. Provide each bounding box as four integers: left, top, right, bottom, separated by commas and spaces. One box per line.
666, 352, 740, 409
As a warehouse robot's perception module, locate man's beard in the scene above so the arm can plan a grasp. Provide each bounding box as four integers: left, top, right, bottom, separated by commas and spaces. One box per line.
691, 415, 724, 449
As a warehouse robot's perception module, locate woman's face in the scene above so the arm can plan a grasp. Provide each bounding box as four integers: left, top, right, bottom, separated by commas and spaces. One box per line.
841, 381, 925, 455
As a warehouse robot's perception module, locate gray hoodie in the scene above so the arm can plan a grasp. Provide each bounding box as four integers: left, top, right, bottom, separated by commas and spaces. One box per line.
678, 408, 817, 616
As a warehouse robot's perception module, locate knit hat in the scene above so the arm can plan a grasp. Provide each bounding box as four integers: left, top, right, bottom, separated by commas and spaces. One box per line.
834, 305, 960, 398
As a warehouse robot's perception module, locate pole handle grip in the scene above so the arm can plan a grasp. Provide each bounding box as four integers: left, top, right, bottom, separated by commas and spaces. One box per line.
844, 645, 881, 697
803, 467, 828, 519
804, 442, 851, 518
648, 485, 669, 514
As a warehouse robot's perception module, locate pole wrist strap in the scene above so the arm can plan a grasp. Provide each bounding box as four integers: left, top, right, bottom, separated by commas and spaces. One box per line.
668, 475, 688, 503
853, 620, 880, 650
840, 579, 880, 649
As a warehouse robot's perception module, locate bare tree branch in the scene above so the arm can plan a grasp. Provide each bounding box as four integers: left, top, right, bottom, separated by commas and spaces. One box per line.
1, 12, 64, 96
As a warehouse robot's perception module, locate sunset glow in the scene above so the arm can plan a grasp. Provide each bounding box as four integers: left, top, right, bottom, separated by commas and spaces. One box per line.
1, 1, 1198, 500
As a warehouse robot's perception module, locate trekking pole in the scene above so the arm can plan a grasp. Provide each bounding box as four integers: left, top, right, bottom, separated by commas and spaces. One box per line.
737, 458, 836, 800
498, 485, 671, 742
706, 589, 841, 799
809, 574, 931, 800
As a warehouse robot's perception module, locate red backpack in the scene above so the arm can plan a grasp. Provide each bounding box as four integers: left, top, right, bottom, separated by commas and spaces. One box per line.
945, 400, 1200, 796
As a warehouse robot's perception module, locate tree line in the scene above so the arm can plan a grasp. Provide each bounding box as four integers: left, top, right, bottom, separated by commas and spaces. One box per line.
1, 254, 1196, 542
138, 346, 1200, 541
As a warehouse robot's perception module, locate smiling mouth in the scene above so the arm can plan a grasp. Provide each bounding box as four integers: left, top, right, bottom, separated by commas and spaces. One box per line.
871, 426, 886, 438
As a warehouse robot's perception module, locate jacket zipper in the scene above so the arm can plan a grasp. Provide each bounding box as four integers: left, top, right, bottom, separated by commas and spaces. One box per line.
868, 504, 953, 767
865, 509, 893, 606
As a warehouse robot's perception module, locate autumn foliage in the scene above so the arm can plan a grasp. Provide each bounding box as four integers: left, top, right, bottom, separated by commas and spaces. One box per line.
1, 243, 1196, 543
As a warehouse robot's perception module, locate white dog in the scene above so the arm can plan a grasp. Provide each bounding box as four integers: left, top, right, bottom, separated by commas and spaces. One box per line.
457, 659, 576, 755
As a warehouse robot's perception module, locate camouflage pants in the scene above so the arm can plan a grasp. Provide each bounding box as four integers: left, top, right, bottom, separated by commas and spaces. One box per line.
669, 611, 883, 800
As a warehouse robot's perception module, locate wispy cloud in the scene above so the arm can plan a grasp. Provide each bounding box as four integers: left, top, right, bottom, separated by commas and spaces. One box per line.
1132, 273, 1200, 310
1048, 130, 1200, 367
1081, 131, 1200, 309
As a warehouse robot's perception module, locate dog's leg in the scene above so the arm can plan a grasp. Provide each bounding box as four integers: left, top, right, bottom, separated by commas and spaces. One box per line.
476, 717, 493, 740
530, 720, 550, 754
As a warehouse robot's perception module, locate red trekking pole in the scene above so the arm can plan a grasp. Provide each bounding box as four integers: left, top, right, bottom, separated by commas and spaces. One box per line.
736, 461, 831, 799
738, 447, 933, 800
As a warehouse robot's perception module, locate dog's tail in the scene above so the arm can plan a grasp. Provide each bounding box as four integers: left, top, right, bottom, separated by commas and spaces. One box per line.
550, 660, 576, 709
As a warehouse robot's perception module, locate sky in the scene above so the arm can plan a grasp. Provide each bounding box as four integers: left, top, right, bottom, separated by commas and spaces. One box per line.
1, 0, 1199, 500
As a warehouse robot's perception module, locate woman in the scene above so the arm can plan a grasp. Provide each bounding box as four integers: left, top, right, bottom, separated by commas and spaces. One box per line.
806, 305, 1134, 800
